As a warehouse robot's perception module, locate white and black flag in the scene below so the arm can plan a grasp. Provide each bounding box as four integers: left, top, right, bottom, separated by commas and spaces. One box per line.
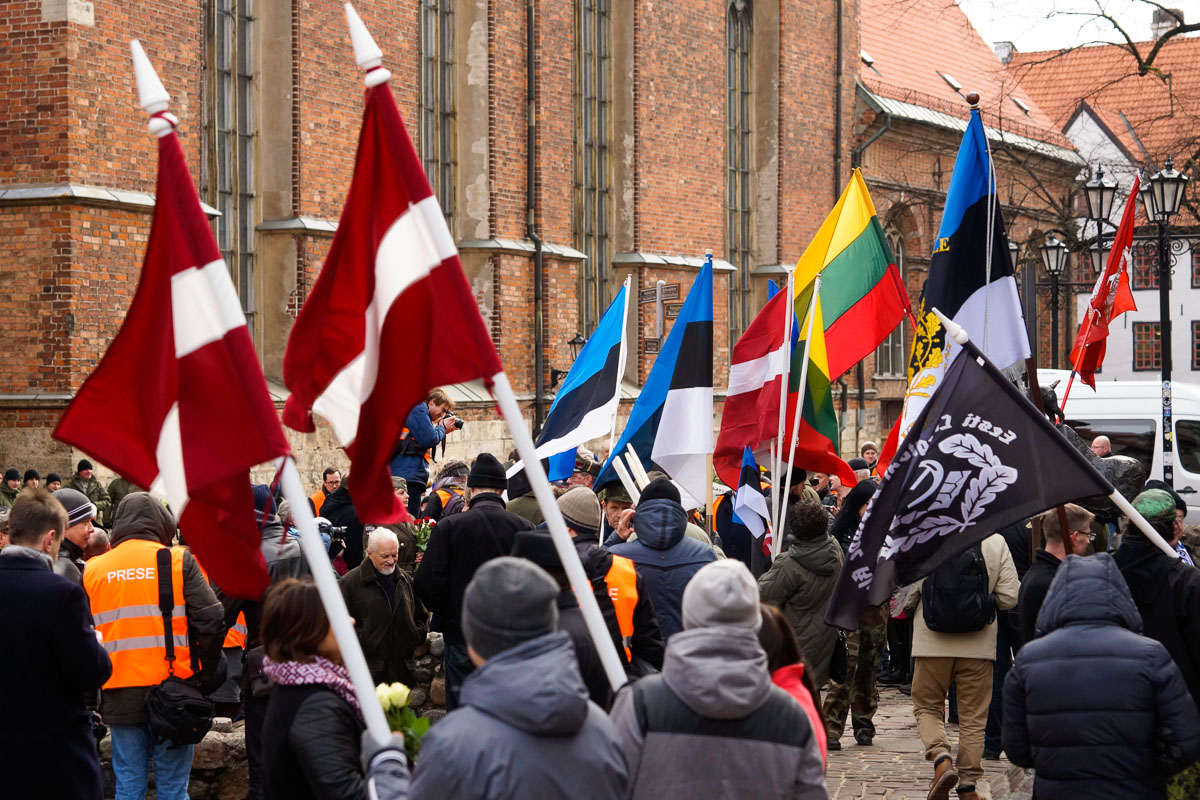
825, 337, 1113, 630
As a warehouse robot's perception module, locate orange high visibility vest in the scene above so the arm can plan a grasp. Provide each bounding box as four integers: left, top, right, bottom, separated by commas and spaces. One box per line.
310, 489, 326, 517
84, 539, 193, 688
605, 555, 639, 661
224, 611, 248, 650
398, 427, 433, 463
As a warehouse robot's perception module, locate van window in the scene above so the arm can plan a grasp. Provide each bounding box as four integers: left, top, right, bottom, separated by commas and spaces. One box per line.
1065, 418, 1157, 472
1177, 420, 1200, 475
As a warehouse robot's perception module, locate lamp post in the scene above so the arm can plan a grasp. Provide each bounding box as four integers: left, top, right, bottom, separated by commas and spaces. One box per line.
1039, 234, 1069, 368
549, 332, 588, 389
1139, 158, 1190, 488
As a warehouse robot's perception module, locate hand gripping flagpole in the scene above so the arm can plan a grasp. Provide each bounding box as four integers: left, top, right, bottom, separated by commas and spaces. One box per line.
777, 276, 822, 558
931, 307, 1180, 560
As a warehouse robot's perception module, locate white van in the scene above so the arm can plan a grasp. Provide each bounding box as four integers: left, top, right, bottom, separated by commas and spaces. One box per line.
1039, 369, 1200, 523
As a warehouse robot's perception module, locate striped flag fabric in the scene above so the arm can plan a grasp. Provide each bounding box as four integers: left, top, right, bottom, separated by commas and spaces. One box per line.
733, 446, 769, 539
884, 107, 1030, 471
713, 288, 790, 488
282, 77, 502, 524
597, 260, 713, 507
53, 43, 289, 598
784, 282, 858, 487
1068, 172, 1140, 389
792, 168, 911, 382
508, 280, 630, 493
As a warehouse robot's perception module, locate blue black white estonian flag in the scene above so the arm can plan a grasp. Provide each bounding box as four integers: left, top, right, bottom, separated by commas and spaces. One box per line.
508, 280, 630, 490
733, 446, 769, 539
597, 260, 713, 507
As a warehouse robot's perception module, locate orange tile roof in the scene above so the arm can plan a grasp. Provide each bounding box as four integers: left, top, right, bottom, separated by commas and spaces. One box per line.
860, 0, 1071, 149
1009, 36, 1200, 166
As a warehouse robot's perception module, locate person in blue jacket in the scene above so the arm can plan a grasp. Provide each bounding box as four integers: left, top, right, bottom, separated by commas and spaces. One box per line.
389, 388, 458, 517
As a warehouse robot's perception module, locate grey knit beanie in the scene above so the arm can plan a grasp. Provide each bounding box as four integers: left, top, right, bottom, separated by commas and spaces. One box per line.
52, 488, 96, 527
557, 486, 601, 537
461, 557, 560, 659
682, 560, 763, 632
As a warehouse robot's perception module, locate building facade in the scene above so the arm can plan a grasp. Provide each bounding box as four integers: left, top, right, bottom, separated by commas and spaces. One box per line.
0, 0, 860, 481
1009, 20, 1200, 387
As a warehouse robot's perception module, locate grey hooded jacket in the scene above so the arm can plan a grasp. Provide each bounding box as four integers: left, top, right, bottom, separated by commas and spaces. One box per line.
758, 533, 844, 686
610, 626, 828, 800
410, 632, 629, 799
1003, 554, 1200, 799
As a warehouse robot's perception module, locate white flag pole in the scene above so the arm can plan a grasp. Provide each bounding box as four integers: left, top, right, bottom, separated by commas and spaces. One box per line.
774, 270, 796, 539
612, 456, 643, 505
491, 371, 630, 692
778, 276, 822, 558
930, 306, 1181, 561
608, 276, 633, 457
625, 443, 652, 489
278, 457, 392, 745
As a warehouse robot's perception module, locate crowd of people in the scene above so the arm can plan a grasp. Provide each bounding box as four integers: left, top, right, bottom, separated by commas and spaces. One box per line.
4, 392, 1200, 800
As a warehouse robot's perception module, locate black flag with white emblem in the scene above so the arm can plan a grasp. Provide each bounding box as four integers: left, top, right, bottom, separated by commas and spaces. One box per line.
825, 336, 1112, 630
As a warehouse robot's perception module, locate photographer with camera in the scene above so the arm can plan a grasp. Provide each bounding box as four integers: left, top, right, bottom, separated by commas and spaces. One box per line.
390, 388, 461, 517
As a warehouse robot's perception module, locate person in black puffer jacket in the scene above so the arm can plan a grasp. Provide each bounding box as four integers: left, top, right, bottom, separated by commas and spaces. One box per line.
1003, 553, 1200, 799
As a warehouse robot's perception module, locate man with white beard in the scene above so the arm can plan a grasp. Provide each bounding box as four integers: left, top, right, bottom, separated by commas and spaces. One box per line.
339, 528, 429, 685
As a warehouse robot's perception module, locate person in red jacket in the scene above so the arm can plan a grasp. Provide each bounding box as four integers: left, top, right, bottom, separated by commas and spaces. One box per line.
759, 602, 827, 766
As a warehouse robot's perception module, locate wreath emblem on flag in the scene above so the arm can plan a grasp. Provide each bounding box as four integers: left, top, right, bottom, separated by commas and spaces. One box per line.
879, 433, 1017, 558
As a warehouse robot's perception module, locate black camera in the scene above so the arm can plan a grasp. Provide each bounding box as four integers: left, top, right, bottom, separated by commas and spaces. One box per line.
446, 414, 466, 432
316, 520, 348, 540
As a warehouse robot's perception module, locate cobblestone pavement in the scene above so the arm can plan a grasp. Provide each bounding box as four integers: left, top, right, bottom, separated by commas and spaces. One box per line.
825, 686, 1030, 800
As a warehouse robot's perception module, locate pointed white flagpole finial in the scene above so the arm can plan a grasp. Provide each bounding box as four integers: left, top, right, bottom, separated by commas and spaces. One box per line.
344, 3, 391, 87
931, 307, 968, 345
130, 40, 177, 138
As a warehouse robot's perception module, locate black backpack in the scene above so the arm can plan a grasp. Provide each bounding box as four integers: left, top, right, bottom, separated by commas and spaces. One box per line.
921, 542, 995, 634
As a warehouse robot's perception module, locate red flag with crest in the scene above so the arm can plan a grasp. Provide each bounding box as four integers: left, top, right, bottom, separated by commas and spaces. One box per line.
1069, 173, 1140, 389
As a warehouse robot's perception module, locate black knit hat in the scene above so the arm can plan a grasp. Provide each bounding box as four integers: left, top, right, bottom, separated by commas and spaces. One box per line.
467, 452, 508, 490
45, 473, 62, 485
511, 530, 563, 573
77, 459, 93, 472
23, 469, 39, 483
3, 468, 19, 482
847, 458, 869, 472
639, 477, 681, 505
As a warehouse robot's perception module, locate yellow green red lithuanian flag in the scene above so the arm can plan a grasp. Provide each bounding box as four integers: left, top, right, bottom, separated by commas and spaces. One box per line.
783, 169, 910, 484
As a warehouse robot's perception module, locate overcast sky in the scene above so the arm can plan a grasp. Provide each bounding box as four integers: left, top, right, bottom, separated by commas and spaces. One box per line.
957, 0, 1200, 52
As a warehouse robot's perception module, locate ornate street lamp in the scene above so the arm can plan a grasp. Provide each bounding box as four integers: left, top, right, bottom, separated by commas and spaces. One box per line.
1088, 240, 1112, 277
1039, 234, 1069, 368
1145, 158, 1190, 487
550, 333, 589, 389
1083, 166, 1118, 222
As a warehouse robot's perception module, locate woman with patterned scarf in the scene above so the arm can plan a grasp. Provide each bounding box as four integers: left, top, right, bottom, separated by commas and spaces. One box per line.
260, 578, 411, 800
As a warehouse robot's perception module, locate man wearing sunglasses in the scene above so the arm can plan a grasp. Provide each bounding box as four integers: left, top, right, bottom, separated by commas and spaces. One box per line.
1016, 504, 1094, 647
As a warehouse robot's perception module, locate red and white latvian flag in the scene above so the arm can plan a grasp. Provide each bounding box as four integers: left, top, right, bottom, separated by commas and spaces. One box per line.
54, 98, 289, 598
713, 289, 791, 489
1069, 172, 1140, 388
282, 68, 502, 524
